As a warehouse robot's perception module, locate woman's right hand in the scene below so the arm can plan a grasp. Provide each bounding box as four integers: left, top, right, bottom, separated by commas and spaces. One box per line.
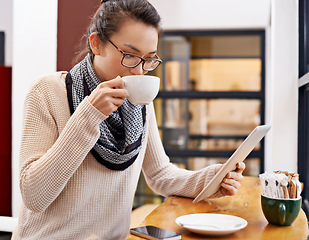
215, 162, 245, 196
88, 76, 128, 116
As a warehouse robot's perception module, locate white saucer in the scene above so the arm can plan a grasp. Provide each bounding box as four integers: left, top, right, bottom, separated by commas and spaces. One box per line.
175, 213, 247, 236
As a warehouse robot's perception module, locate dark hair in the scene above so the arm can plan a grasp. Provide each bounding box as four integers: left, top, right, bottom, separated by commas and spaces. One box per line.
74, 0, 161, 63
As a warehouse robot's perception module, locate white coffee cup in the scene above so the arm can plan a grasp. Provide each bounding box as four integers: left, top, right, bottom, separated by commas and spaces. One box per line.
122, 75, 160, 105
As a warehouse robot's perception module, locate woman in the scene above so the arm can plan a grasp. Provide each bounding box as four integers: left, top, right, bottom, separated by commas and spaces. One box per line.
12, 0, 245, 239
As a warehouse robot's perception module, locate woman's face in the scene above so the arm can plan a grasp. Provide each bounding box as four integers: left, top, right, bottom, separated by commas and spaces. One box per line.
92, 19, 159, 82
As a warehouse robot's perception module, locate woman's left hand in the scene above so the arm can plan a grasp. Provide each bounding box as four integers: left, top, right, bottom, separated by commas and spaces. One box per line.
215, 162, 245, 196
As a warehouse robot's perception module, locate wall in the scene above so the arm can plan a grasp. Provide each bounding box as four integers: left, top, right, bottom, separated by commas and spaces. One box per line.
149, 0, 270, 30
57, 0, 99, 71
0, 0, 13, 216
265, 0, 298, 172
0, 66, 12, 216
0, 0, 13, 66
12, 0, 58, 217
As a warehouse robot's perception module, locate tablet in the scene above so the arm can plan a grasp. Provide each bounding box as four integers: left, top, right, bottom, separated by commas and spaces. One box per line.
193, 124, 271, 203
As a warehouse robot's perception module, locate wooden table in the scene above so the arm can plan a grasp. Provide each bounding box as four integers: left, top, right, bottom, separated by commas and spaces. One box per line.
128, 177, 308, 239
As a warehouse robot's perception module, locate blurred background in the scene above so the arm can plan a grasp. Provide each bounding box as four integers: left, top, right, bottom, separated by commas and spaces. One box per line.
1, 0, 308, 222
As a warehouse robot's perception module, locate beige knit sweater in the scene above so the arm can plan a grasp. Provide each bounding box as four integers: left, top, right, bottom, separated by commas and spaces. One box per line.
12, 72, 220, 240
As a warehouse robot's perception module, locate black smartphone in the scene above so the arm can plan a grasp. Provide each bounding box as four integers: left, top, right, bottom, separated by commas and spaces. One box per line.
130, 225, 181, 240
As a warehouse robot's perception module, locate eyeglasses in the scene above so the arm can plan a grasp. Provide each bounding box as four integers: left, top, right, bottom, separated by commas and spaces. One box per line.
102, 35, 162, 71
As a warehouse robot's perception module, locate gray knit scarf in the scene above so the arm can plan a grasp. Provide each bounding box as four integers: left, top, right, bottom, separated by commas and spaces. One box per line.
65, 54, 146, 170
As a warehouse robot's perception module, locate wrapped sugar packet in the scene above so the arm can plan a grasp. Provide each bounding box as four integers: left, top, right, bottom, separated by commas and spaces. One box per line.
287, 175, 292, 197
274, 173, 286, 199
290, 174, 298, 198
259, 173, 268, 196
291, 174, 302, 198
259, 172, 272, 197
268, 177, 278, 198
281, 178, 290, 199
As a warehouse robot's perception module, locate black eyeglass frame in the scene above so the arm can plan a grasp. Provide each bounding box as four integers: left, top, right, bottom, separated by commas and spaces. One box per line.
99, 33, 162, 71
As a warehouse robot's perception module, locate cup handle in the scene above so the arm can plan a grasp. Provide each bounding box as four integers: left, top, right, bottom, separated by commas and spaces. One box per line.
278, 202, 286, 225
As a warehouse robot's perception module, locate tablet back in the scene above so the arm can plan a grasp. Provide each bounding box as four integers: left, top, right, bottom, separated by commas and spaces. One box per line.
193, 124, 271, 203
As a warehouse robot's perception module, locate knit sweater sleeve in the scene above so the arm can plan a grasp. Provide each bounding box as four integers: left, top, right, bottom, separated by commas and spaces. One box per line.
19, 76, 107, 212
142, 103, 223, 199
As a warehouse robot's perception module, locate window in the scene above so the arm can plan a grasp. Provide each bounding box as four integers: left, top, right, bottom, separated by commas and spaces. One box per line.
134, 30, 266, 208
